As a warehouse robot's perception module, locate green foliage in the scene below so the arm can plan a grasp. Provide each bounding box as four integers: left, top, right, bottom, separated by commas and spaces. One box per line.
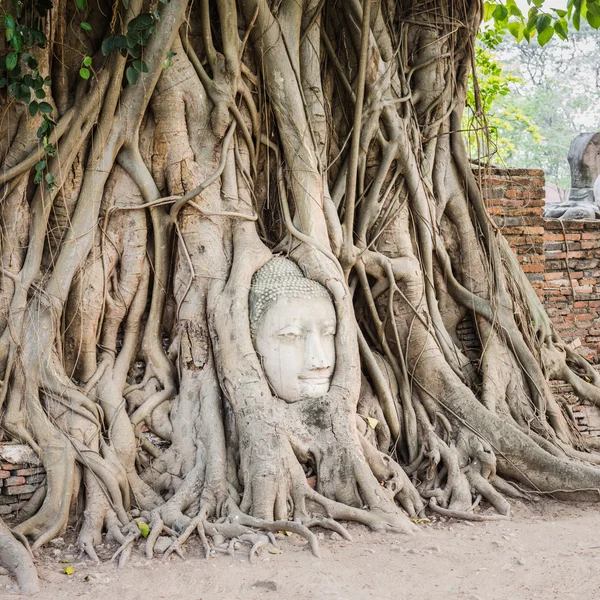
483, 0, 600, 48
464, 46, 541, 163
101, 11, 156, 83
162, 50, 176, 69
0, 0, 56, 187
0, 0, 170, 191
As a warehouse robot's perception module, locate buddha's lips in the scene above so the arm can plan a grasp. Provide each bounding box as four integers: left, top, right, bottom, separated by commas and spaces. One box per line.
298, 377, 330, 385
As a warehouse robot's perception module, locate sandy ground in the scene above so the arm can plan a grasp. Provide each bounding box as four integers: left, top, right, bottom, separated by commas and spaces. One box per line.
2, 499, 600, 600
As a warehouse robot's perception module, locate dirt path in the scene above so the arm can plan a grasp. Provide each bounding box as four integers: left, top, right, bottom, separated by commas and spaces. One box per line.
2, 499, 600, 600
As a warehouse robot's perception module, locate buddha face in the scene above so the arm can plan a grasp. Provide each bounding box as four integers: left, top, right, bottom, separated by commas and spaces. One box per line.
254, 296, 336, 403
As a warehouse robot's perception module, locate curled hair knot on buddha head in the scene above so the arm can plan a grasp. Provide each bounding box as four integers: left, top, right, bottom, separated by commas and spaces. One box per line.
249, 257, 332, 342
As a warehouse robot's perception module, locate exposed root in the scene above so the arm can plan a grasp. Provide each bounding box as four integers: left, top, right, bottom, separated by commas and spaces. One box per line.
428, 498, 510, 521
0, 518, 40, 594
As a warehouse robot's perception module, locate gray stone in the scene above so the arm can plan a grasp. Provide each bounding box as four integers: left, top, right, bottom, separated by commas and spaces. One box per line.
0, 443, 41, 466
546, 132, 600, 220
49, 537, 65, 547
251, 580, 277, 592
153, 536, 174, 554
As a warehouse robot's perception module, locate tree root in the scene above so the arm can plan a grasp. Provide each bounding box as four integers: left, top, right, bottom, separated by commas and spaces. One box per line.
0, 518, 40, 594
428, 498, 510, 522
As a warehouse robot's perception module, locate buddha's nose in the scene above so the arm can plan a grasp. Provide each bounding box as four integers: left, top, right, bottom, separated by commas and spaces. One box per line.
306, 333, 331, 371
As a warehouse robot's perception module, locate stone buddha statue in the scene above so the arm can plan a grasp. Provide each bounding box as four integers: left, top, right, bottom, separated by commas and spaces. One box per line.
545, 132, 600, 220
249, 257, 336, 403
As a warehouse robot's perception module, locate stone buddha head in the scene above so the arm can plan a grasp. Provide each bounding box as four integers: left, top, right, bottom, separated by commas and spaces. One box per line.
249, 257, 336, 403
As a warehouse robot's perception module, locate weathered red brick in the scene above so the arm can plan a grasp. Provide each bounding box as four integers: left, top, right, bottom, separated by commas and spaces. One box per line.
522, 264, 545, 273
4, 484, 38, 495
15, 467, 45, 477
3, 476, 25, 486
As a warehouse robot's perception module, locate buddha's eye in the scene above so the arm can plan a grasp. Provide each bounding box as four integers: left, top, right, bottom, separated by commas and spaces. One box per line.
278, 328, 302, 340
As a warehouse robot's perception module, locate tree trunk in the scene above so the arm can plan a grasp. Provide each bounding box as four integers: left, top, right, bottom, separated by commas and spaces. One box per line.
0, 0, 598, 591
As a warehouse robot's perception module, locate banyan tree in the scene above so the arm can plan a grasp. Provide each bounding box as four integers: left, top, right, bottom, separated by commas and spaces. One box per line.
1, 0, 600, 592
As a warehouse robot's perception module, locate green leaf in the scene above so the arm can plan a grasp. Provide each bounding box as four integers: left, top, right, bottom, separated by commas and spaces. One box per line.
75, 0, 87, 10
492, 5, 509, 22
114, 35, 128, 49
126, 30, 140, 49
6, 53, 18, 71
0, 78, 6, 88
506, 0, 522, 17
507, 21, 524, 42
136, 521, 150, 538
3, 14, 15, 40
589, 14, 600, 28
35, 88, 46, 99
28, 101, 39, 117
166, 50, 176, 57
45, 172, 55, 185
38, 101, 52, 114
162, 58, 172, 69
554, 19, 568, 40
37, 119, 49, 138
101, 36, 115, 56
10, 30, 21, 51
526, 6, 540, 29
3, 14, 15, 30
129, 13, 154, 31
83, 56, 92, 67
573, 7, 581, 29
79, 67, 90, 80
17, 84, 30, 103
43, 76, 52, 86
536, 14, 552, 34
587, 2, 600, 17
80, 22, 92, 31
126, 66, 138, 85
538, 25, 554, 46
132, 59, 148, 73
34, 160, 46, 171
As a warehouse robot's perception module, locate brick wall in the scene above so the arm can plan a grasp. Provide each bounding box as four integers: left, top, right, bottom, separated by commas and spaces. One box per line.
480, 167, 546, 299
479, 167, 600, 360
543, 219, 600, 360
0, 445, 45, 516
480, 167, 600, 437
